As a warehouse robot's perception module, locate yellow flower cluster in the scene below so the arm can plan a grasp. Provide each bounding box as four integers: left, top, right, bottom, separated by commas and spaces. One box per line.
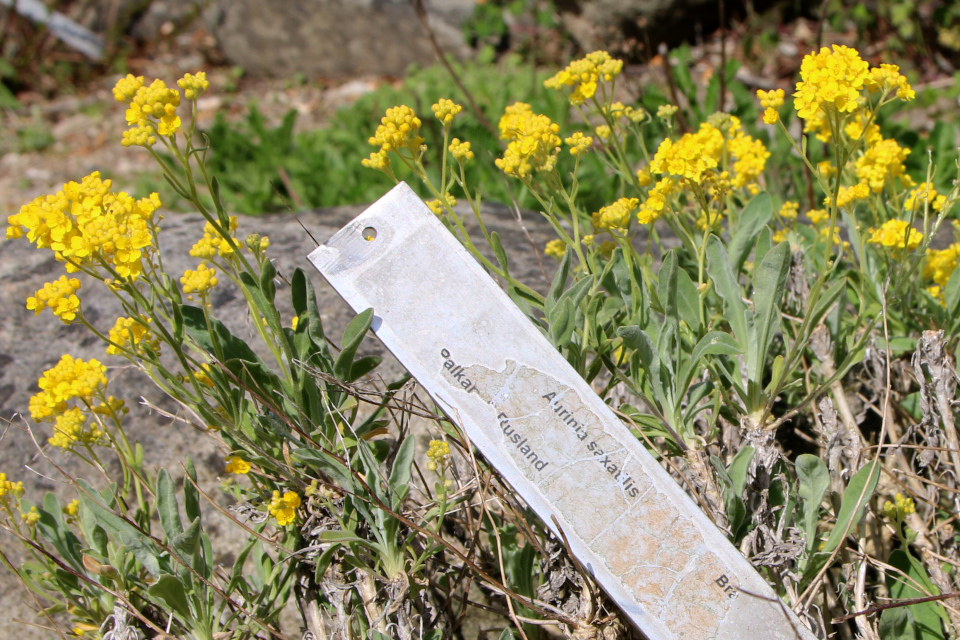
7, 172, 160, 284
828, 182, 870, 209
225, 455, 251, 474
905, 182, 947, 212
565, 132, 593, 156
793, 45, 869, 119
27, 276, 82, 324
181, 263, 219, 295
177, 71, 210, 100
48, 406, 103, 450
431, 99, 462, 125
868, 219, 922, 250
544, 50, 623, 105
544, 239, 566, 259
106, 316, 159, 356
0, 473, 24, 501
426, 193, 457, 216
756, 88, 785, 124
637, 177, 677, 224
268, 490, 301, 526
865, 64, 915, 100
361, 149, 391, 172
495, 103, 561, 178
778, 201, 799, 220
449, 138, 473, 162
844, 118, 882, 146
807, 209, 830, 225
244, 233, 270, 254
21, 506, 40, 526
29, 355, 107, 421
882, 492, 916, 520
649, 117, 767, 191
426, 439, 451, 472
592, 198, 638, 232
657, 104, 678, 120
114, 75, 184, 146
190, 217, 239, 259
924, 244, 960, 286
855, 137, 910, 193
368, 105, 424, 155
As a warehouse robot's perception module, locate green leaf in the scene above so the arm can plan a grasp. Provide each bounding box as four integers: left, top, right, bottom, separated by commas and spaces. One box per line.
676, 268, 701, 332
156, 469, 184, 540
807, 279, 847, 331
548, 297, 576, 347
388, 436, 416, 499
795, 454, 829, 553
292, 268, 309, 317
259, 256, 277, 304
335, 308, 375, 381
747, 242, 791, 383
78, 479, 160, 576
879, 607, 915, 640
753, 226, 772, 268
619, 326, 666, 407
346, 355, 381, 382
546, 247, 572, 317
886, 549, 949, 639
823, 462, 880, 555
658, 250, 679, 326
678, 332, 743, 392
729, 192, 773, 272
706, 236, 748, 347
171, 517, 202, 560
727, 446, 754, 497
147, 574, 192, 620
945, 267, 960, 318
183, 458, 201, 525
490, 231, 509, 271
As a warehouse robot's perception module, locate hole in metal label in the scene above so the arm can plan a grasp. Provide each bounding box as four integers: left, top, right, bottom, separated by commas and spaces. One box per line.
362, 226, 378, 242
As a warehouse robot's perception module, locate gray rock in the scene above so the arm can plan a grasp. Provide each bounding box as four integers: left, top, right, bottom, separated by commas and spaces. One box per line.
203, 0, 474, 78
0, 194, 555, 638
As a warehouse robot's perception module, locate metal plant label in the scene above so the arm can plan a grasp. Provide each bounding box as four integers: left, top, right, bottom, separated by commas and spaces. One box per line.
308, 183, 816, 640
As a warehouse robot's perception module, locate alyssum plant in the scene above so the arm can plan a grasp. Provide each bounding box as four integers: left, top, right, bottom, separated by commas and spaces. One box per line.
2, 45, 959, 639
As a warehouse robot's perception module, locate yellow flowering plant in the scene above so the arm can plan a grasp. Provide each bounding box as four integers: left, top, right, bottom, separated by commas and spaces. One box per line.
360, 45, 960, 637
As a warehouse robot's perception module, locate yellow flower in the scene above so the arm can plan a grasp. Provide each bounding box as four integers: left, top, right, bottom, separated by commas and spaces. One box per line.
244, 233, 270, 254
772, 228, 789, 243
21, 506, 40, 526
0, 473, 25, 501
426, 439, 451, 472
827, 182, 870, 209
882, 492, 916, 520
757, 88, 786, 109
867, 219, 922, 251
291, 315, 300, 330
905, 182, 947, 212
48, 407, 103, 450
177, 71, 210, 100
431, 99, 462, 125
544, 51, 623, 105
817, 161, 836, 179
27, 276, 82, 323
181, 263, 218, 295
865, 64, 915, 101
924, 244, 960, 286
793, 45, 869, 119
592, 198, 638, 232
657, 104, 678, 119
757, 89, 785, 124
650, 126, 721, 184
565, 132, 593, 156
63, 499, 79, 518
113, 74, 144, 103
29, 355, 108, 421
595, 125, 611, 140
448, 138, 474, 162
637, 177, 677, 224
495, 103, 561, 178
778, 201, 799, 220
369, 105, 424, 155
190, 218, 239, 259
806, 208, 829, 225
544, 239, 566, 260
225, 456, 252, 474
106, 316, 159, 356
855, 137, 909, 193
268, 490, 301, 526
802, 108, 832, 143
843, 118, 882, 146
636, 166, 653, 186
696, 209, 724, 231
623, 105, 647, 123
361, 149, 391, 172
426, 193, 457, 216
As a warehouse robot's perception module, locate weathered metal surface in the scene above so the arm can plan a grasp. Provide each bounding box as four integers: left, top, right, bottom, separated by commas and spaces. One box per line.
308, 182, 817, 640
